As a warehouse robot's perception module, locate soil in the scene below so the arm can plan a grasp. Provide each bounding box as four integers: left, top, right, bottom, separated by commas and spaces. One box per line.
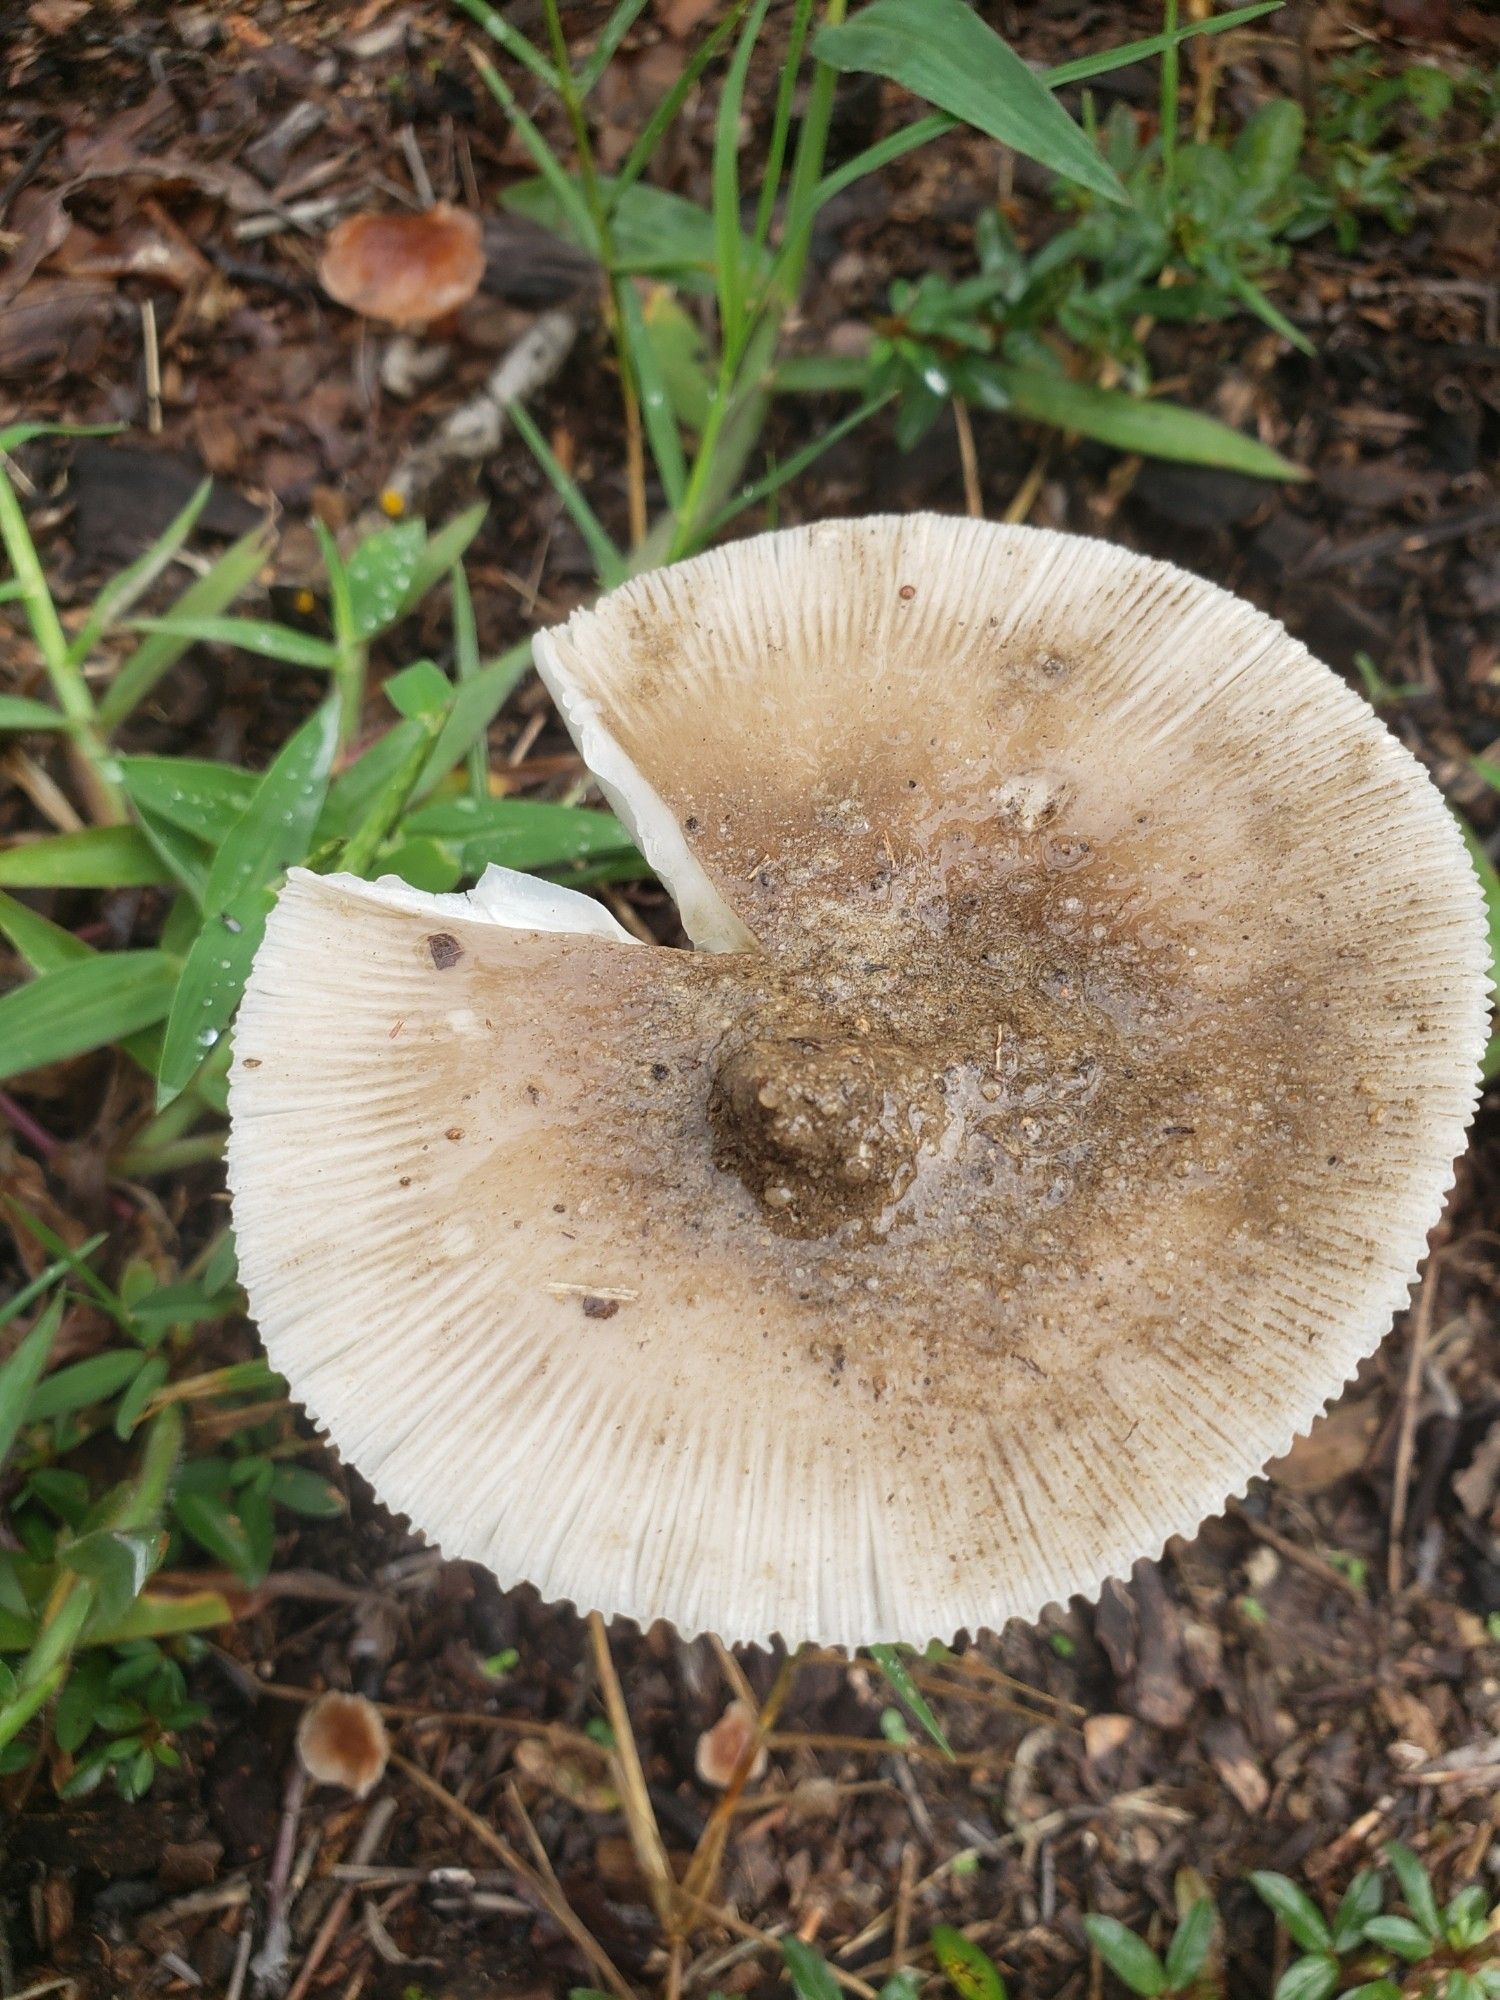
2, 1, 1500, 1996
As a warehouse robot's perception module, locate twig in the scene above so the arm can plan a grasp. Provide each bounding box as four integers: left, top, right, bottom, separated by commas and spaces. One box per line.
1003, 443, 1052, 525
366, 309, 580, 529
1294, 500, 1500, 578
250, 1761, 307, 1996
587, 1610, 678, 1931
952, 400, 982, 518
680, 1648, 801, 1920
1226, 1501, 1366, 1604
391, 1750, 635, 2000
284, 1796, 396, 2000
140, 299, 162, 434
1389, 1255, 1443, 1593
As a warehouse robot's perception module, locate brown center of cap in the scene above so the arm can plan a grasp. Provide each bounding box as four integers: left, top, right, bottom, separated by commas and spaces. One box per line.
708, 1008, 946, 1235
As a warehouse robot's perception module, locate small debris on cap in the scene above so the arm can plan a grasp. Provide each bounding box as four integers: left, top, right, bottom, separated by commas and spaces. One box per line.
694, 1699, 767, 1789
295, 1691, 390, 1797
318, 205, 484, 329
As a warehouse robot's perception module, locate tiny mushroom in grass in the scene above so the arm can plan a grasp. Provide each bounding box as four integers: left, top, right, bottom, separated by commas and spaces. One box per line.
296, 1691, 390, 1798
317, 204, 484, 330
695, 1700, 768, 1789
227, 516, 1490, 1649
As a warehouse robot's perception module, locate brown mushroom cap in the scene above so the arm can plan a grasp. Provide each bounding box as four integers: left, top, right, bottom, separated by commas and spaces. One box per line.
296, 1691, 390, 1796
227, 516, 1489, 1648
318, 204, 484, 328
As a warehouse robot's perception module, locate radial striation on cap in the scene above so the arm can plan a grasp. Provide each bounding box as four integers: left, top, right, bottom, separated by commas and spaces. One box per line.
228, 515, 1491, 1648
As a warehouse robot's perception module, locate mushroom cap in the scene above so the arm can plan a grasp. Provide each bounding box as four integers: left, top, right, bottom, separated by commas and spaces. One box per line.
318, 204, 484, 328
296, 1690, 390, 1796
227, 515, 1489, 1649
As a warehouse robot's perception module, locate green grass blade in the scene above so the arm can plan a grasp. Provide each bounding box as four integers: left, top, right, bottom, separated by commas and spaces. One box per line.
713, 0, 772, 358
989, 365, 1305, 478
1458, 817, 1499, 1080
611, 1, 750, 202
452, 0, 560, 88
810, 111, 955, 213
506, 399, 627, 586
118, 757, 257, 846
869, 1642, 954, 1758
128, 615, 338, 670
0, 952, 180, 1085
0, 696, 66, 731
577, 0, 651, 94
0, 889, 92, 972
1044, 3, 1283, 87
0, 825, 173, 890
399, 503, 487, 615
782, 1938, 842, 2000
65, 480, 211, 669
99, 525, 270, 731
752, 0, 817, 254
450, 564, 490, 796
0, 1294, 66, 1474
416, 640, 533, 800
700, 390, 893, 543
0, 465, 76, 703
471, 54, 599, 252
618, 283, 689, 509
154, 701, 339, 1105
813, 0, 1126, 206
402, 796, 635, 873
1227, 270, 1315, 356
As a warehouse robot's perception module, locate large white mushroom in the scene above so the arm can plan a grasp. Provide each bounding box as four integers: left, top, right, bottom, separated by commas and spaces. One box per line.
226, 515, 1490, 1649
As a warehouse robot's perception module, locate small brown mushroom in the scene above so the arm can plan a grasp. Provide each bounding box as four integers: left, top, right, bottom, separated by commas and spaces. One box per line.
318, 204, 484, 329
295, 1691, 389, 1797
228, 515, 1489, 1648
695, 1700, 768, 1789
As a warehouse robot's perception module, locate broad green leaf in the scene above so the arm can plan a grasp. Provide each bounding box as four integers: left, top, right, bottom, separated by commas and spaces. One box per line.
1082, 1918, 1166, 1997
129, 615, 337, 670
1331, 1871, 1385, 1953
505, 176, 759, 293
0, 825, 172, 889
931, 1926, 1008, 2000
119, 756, 256, 846
0, 695, 65, 731
25, 1347, 145, 1423
100, 524, 271, 729
376, 836, 465, 892
414, 640, 532, 798
385, 659, 453, 721
639, 285, 715, 435
1250, 1875, 1332, 1954
1271, 1958, 1339, 2000
267, 1465, 344, 1517
0, 952, 179, 1085
0, 1295, 65, 1472
399, 502, 486, 612
55, 1652, 109, 1754
346, 520, 426, 639
114, 1354, 170, 1438
321, 722, 429, 841
1361, 1917, 1432, 1963
402, 797, 635, 873
868, 1642, 953, 1757
1164, 1900, 1215, 1990
813, 0, 1126, 207
61, 1527, 158, 1628
990, 365, 1305, 478
173, 1491, 257, 1577
86, 1588, 232, 1646
781, 1938, 842, 2000
155, 701, 339, 1105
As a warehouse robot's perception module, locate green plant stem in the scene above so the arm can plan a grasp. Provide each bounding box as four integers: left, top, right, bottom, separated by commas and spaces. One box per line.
112, 1132, 227, 1178
540, 0, 648, 545
1160, 0, 1180, 189
0, 468, 127, 824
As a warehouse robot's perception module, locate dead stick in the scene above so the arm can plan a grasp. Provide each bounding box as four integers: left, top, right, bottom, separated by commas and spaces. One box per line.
1388, 1254, 1443, 1594
391, 1750, 635, 2000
